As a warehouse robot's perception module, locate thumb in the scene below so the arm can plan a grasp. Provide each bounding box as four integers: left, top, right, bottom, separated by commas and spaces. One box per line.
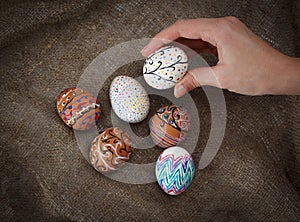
174, 66, 220, 98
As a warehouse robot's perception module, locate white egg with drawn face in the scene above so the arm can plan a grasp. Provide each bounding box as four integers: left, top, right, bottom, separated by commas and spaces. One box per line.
143, 45, 188, 90
109, 76, 150, 123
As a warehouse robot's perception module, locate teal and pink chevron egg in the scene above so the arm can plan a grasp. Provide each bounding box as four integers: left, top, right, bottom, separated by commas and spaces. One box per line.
155, 146, 194, 195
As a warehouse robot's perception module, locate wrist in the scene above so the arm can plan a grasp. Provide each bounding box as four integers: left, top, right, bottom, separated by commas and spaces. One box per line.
268, 55, 300, 95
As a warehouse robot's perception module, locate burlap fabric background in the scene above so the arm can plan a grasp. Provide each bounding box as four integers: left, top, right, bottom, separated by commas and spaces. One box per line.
0, 0, 299, 221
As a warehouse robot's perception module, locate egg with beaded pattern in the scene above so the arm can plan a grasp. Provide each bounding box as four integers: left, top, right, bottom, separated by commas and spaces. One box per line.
110, 76, 150, 123
143, 45, 188, 89
56, 88, 101, 130
149, 104, 191, 148
90, 127, 132, 173
156, 146, 195, 195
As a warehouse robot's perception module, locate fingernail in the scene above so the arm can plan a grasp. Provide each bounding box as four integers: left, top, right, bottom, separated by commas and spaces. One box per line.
141, 45, 150, 56
174, 85, 187, 98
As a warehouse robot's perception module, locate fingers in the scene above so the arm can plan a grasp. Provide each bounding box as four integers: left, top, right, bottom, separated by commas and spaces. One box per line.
174, 66, 220, 98
176, 38, 208, 50
175, 38, 217, 56
141, 18, 219, 57
141, 17, 231, 97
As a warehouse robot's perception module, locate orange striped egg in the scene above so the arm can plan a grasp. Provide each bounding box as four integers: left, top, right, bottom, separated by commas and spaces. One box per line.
149, 104, 191, 148
56, 88, 101, 130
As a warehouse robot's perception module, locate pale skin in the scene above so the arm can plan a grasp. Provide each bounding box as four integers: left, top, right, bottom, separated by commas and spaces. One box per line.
141, 17, 300, 97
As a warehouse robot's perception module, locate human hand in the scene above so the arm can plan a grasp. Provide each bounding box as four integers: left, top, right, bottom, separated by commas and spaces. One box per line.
141, 17, 300, 97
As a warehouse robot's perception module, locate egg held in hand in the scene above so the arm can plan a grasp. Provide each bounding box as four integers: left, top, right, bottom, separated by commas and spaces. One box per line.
143, 45, 188, 90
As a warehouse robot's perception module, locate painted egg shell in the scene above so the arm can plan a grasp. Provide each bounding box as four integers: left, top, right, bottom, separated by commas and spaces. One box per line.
156, 146, 195, 195
90, 127, 132, 173
143, 45, 188, 89
110, 76, 150, 123
149, 104, 191, 148
56, 87, 101, 130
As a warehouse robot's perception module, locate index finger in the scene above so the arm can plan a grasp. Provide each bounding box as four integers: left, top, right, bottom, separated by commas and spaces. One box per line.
141, 18, 220, 57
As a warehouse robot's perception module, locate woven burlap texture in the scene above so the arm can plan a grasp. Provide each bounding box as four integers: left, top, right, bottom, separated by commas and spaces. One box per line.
0, 0, 299, 221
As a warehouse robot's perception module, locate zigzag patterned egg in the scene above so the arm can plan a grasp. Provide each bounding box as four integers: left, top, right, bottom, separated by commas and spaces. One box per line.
90, 127, 132, 173
143, 45, 188, 89
149, 104, 191, 148
156, 146, 195, 195
56, 88, 101, 130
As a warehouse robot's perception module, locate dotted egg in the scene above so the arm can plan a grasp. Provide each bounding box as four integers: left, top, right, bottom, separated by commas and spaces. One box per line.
143, 45, 188, 89
109, 76, 150, 123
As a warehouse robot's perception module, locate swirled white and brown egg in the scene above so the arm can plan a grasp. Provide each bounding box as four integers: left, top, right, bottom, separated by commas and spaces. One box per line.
90, 127, 132, 173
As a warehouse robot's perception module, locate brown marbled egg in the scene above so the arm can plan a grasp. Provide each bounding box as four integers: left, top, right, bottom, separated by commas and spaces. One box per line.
56, 87, 101, 130
90, 127, 132, 173
149, 104, 191, 148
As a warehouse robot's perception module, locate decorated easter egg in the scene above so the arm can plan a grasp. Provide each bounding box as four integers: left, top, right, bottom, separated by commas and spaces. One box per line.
110, 76, 150, 123
156, 146, 195, 195
149, 104, 191, 148
143, 45, 188, 89
56, 87, 101, 130
90, 127, 132, 173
